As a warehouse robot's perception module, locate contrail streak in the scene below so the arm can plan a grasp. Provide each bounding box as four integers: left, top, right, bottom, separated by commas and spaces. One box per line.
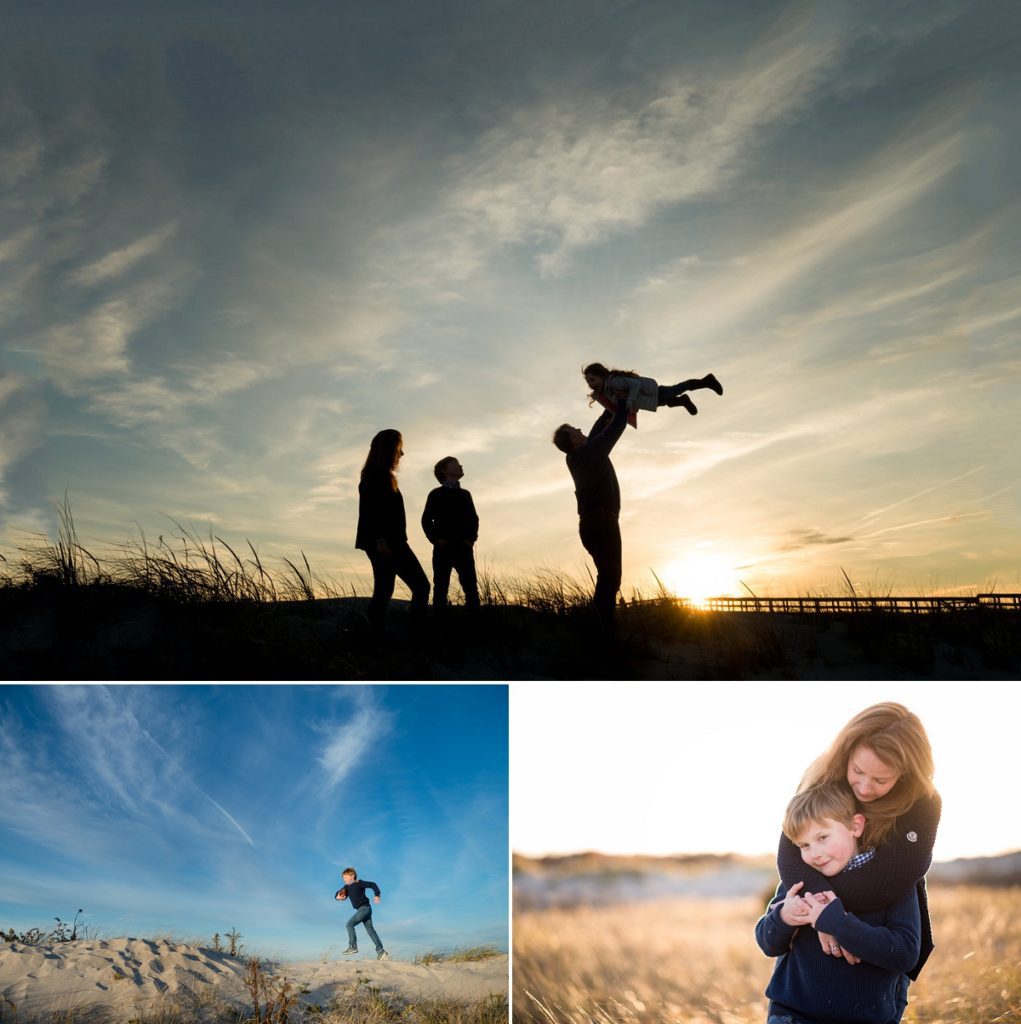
857, 466, 985, 525
860, 509, 989, 539
141, 729, 256, 847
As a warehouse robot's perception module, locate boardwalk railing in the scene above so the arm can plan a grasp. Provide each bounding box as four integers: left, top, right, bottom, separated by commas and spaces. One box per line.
701, 594, 1021, 614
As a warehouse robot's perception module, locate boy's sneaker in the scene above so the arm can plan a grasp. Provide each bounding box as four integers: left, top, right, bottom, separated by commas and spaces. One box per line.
342, 947, 357, 955
377, 950, 390, 960
703, 372, 723, 396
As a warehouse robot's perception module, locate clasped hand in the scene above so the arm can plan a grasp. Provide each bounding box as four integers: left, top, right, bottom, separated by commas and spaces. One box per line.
778, 882, 860, 964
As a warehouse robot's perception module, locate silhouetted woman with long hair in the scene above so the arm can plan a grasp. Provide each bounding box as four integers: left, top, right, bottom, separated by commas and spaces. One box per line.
355, 429, 429, 639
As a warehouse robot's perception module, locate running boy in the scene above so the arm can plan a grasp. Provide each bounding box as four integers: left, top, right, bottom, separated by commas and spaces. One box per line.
755, 784, 920, 1024
420, 456, 480, 611
335, 867, 388, 960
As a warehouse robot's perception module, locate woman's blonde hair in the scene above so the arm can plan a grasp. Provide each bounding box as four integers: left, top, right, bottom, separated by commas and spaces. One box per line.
799, 702, 935, 847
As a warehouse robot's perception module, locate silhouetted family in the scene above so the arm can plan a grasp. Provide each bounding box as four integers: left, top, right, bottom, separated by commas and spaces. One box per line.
355, 363, 722, 640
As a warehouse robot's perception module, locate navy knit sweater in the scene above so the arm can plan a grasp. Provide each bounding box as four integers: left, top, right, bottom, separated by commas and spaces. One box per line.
342, 879, 380, 910
776, 791, 941, 979
756, 883, 920, 1024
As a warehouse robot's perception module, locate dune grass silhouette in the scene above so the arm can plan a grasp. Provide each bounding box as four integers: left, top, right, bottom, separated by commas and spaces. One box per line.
2, 499, 1017, 680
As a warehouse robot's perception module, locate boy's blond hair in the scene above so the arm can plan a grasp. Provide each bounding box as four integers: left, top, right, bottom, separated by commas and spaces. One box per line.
782, 783, 859, 843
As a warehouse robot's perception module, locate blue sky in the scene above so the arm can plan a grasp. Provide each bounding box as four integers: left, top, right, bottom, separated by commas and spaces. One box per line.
2, 1, 1020, 601
0, 684, 508, 961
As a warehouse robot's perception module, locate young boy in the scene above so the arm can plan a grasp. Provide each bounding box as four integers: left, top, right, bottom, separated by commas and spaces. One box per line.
335, 867, 388, 960
420, 457, 480, 611
755, 784, 921, 1024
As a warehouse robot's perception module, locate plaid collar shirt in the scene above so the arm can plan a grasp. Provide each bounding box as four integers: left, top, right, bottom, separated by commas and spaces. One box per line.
842, 848, 876, 873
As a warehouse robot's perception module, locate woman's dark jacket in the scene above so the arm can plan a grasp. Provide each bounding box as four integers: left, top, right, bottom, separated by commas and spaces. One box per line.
777, 790, 941, 980
355, 470, 408, 550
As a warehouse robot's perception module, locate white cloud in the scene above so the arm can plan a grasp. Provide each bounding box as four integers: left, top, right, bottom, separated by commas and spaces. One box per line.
71, 222, 180, 288
318, 696, 394, 792
39, 272, 189, 388
402, 6, 849, 279
0, 226, 36, 264
627, 108, 967, 350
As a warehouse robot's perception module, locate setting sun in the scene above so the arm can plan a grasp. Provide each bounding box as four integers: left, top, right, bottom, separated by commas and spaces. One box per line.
658, 551, 743, 607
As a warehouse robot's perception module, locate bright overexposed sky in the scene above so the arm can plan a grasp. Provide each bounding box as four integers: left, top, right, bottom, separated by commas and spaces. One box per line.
2, 2, 1020, 600
511, 680, 1020, 863
0, 684, 508, 961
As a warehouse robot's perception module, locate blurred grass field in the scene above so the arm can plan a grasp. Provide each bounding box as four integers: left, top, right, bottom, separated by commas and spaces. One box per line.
513, 885, 1021, 1024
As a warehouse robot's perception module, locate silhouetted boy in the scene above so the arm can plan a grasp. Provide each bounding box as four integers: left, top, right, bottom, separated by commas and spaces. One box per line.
421, 457, 480, 611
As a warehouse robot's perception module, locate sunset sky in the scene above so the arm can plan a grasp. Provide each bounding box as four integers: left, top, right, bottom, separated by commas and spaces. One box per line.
3, 1, 1020, 601
0, 684, 508, 961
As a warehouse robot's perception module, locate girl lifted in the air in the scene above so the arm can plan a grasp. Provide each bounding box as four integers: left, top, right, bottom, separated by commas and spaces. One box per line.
583, 362, 723, 428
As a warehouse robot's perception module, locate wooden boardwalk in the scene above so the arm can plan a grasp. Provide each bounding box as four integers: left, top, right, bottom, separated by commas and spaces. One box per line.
701, 594, 1021, 614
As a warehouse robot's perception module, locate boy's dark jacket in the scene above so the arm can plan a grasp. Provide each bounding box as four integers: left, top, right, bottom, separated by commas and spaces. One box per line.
336, 879, 381, 910
756, 884, 920, 1024
421, 485, 479, 545
777, 791, 941, 979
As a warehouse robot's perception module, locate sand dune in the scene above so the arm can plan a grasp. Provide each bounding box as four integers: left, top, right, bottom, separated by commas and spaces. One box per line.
0, 937, 508, 1022
277, 953, 509, 1003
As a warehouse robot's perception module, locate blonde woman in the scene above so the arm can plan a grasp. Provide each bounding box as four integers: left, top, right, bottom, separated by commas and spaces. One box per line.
775, 703, 941, 1023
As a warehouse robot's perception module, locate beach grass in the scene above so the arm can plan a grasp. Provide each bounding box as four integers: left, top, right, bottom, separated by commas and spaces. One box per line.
2, 504, 1018, 679
0, 989, 509, 1024
414, 946, 503, 965
513, 884, 1021, 1024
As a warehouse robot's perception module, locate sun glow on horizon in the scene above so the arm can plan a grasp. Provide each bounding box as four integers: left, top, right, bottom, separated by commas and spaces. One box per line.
659, 551, 744, 607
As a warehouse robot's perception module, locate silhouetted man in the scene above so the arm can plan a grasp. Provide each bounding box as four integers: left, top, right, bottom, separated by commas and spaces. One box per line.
552, 402, 629, 632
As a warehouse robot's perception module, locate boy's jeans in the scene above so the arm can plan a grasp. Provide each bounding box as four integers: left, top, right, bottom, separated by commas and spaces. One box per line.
346, 906, 383, 952
767, 985, 909, 1024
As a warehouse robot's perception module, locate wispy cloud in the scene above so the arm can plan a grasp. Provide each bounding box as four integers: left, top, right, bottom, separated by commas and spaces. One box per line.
39, 273, 190, 388
317, 696, 394, 792
70, 223, 180, 288
41, 687, 256, 848
780, 528, 855, 551
860, 509, 991, 540
628, 110, 968, 354
390, 6, 850, 282
857, 466, 986, 526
